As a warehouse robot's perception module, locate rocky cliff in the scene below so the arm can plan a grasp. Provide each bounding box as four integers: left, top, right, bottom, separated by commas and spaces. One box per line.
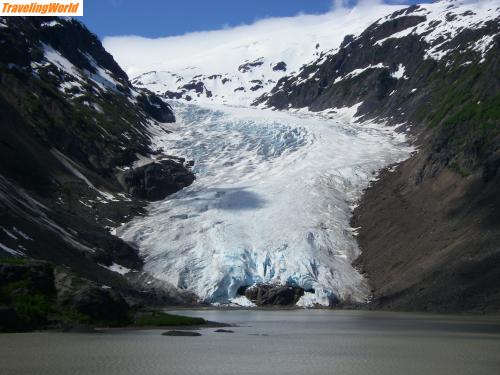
257, 0, 500, 312
0, 17, 196, 329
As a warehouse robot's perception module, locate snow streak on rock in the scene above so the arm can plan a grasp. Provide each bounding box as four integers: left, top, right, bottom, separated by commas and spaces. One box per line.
373, 0, 499, 62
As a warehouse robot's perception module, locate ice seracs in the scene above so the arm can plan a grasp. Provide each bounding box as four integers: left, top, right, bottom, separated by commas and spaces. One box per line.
110, 0, 498, 306
117, 103, 413, 306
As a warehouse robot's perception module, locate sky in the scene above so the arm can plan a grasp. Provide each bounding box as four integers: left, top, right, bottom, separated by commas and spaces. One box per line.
81, 0, 425, 39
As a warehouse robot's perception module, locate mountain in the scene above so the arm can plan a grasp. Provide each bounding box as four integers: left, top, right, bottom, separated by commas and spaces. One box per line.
114, 0, 500, 312
256, 0, 500, 312
2, 0, 498, 316
105, 4, 404, 106
0, 17, 196, 330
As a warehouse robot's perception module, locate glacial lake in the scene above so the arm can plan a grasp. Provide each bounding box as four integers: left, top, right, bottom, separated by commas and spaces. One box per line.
1, 309, 500, 375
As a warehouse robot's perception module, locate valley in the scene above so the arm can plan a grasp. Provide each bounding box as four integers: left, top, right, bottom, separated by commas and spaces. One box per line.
117, 102, 412, 306
0, 0, 499, 332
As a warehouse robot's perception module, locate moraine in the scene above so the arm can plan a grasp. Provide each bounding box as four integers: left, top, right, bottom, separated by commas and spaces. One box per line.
117, 102, 412, 306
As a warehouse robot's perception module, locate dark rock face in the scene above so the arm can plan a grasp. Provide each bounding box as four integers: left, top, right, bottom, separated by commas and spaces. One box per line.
0, 307, 23, 332
181, 81, 206, 94
0, 261, 55, 295
256, 3, 500, 312
272, 61, 287, 72
244, 284, 305, 306
236, 285, 249, 295
164, 91, 184, 100
238, 58, 264, 73
122, 159, 195, 201
136, 92, 175, 123
250, 85, 264, 92
0, 260, 57, 331
0, 260, 135, 331
63, 286, 131, 325
352, 147, 500, 313
0, 17, 190, 311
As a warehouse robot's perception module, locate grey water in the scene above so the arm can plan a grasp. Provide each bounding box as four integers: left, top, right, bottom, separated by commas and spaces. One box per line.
1, 309, 500, 375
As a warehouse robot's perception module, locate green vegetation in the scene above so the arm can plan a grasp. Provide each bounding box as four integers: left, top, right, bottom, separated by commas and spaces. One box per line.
0, 257, 30, 265
422, 58, 499, 176
56, 310, 93, 325
444, 95, 500, 129
13, 293, 53, 327
0, 279, 54, 329
427, 63, 482, 129
1, 261, 139, 331
134, 311, 206, 327
448, 161, 471, 178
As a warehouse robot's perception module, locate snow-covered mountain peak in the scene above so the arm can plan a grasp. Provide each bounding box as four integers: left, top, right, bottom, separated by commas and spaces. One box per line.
104, 4, 405, 106
257, 0, 499, 112
109, 0, 499, 307
373, 0, 499, 62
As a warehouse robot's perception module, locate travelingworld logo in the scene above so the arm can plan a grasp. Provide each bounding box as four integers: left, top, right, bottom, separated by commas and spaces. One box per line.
1, 0, 83, 16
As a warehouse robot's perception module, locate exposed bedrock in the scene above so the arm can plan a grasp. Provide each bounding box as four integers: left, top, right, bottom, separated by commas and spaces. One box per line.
244, 284, 306, 306
0, 16, 192, 316
120, 159, 195, 201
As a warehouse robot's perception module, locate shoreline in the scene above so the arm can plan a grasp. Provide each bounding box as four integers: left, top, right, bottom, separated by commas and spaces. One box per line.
3, 308, 499, 335
163, 306, 500, 320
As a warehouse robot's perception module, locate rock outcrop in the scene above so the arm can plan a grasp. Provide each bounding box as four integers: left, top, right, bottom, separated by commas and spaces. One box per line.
162, 330, 202, 336
257, 1, 500, 313
62, 285, 131, 325
0, 17, 192, 314
0, 259, 135, 331
244, 284, 305, 306
121, 159, 195, 201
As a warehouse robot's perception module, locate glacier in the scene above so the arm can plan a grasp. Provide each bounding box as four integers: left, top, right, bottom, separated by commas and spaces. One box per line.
103, 1, 459, 306
117, 102, 413, 306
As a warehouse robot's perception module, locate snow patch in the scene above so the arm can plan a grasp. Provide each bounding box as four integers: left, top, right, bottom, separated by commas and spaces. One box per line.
42, 43, 81, 79
51, 149, 118, 202
471, 34, 498, 63
334, 63, 388, 84
102, 263, 132, 275
296, 290, 331, 307
0, 243, 24, 257
229, 296, 257, 307
41, 20, 62, 27
391, 64, 408, 79
12, 227, 33, 241
1, 227, 18, 240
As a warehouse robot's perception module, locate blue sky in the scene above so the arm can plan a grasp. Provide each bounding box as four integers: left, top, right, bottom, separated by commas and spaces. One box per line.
81, 0, 424, 39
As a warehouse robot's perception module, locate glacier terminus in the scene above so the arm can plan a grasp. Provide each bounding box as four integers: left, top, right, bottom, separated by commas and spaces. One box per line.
117, 102, 412, 306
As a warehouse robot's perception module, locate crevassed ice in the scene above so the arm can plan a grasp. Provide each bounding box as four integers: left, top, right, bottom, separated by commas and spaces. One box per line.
117, 103, 412, 306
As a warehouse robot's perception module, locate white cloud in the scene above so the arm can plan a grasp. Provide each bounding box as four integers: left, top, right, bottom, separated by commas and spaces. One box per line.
332, 0, 385, 10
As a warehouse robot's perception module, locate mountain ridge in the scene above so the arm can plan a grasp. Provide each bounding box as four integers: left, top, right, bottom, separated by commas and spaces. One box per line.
106, 4, 405, 106
1, 0, 499, 317
0, 16, 198, 330
126, 0, 500, 312
257, 0, 500, 312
